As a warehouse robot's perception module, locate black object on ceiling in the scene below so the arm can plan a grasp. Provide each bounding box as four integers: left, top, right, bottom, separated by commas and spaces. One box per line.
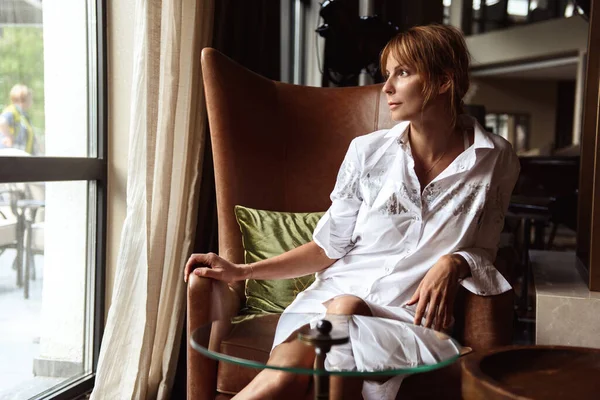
317, 0, 399, 86
573, 0, 590, 20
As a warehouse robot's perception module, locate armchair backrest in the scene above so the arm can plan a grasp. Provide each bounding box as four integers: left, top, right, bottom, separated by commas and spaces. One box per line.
201, 47, 394, 291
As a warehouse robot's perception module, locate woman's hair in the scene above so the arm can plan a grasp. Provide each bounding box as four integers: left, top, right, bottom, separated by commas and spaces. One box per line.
9, 84, 33, 105
380, 24, 470, 127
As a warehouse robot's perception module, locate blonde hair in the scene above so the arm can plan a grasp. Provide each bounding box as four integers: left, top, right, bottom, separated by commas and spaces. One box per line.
380, 24, 470, 128
9, 84, 33, 104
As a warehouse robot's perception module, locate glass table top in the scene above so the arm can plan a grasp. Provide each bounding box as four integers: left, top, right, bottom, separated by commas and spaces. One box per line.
191, 313, 462, 377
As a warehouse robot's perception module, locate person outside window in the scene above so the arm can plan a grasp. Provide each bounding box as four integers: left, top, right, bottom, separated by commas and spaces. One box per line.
0, 84, 36, 154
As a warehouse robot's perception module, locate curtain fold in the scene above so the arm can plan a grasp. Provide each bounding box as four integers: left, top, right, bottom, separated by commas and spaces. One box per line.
91, 0, 214, 398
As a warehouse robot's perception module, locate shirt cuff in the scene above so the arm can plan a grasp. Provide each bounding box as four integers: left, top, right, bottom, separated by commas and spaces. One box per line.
453, 250, 512, 296
312, 211, 353, 260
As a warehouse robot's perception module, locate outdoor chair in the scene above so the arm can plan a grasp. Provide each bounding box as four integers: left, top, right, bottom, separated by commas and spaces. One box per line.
0, 178, 45, 299
0, 185, 19, 280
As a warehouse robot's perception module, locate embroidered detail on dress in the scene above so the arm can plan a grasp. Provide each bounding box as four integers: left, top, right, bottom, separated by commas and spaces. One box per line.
423, 182, 443, 204
452, 183, 489, 216
333, 158, 362, 200
489, 185, 505, 224
379, 192, 408, 215
437, 182, 489, 216
362, 171, 385, 206
399, 182, 420, 208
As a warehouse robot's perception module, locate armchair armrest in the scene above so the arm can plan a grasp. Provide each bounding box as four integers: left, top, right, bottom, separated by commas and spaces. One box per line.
454, 289, 515, 351
187, 274, 242, 400
451, 246, 516, 351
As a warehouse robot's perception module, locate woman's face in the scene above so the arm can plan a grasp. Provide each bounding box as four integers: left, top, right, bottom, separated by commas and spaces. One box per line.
382, 56, 426, 122
23, 95, 33, 111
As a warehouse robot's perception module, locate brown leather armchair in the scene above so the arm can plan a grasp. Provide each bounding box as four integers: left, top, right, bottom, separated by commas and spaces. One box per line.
187, 48, 515, 400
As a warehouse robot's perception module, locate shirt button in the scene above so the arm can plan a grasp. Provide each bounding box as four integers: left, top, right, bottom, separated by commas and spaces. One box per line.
385, 267, 391, 273
479, 291, 486, 295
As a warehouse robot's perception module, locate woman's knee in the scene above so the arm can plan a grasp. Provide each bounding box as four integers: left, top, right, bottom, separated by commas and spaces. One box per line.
326, 295, 372, 316
269, 336, 315, 369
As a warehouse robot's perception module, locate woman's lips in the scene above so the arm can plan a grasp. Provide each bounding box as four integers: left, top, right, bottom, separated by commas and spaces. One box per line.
388, 102, 401, 110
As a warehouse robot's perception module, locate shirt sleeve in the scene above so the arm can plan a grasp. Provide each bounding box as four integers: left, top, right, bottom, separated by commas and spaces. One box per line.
454, 147, 520, 296
0, 112, 14, 127
313, 139, 363, 259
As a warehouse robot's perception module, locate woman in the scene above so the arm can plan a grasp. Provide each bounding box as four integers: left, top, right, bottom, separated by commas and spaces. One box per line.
184, 24, 519, 399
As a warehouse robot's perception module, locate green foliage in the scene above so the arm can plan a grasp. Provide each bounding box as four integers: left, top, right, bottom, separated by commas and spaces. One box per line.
0, 26, 45, 134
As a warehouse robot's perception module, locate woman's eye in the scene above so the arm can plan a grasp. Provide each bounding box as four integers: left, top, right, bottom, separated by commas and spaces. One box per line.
399, 70, 408, 77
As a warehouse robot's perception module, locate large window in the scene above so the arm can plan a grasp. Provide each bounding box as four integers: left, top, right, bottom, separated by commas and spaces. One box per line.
0, 1, 106, 399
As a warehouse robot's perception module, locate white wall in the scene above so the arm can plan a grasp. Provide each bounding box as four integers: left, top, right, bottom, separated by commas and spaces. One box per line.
105, 0, 134, 319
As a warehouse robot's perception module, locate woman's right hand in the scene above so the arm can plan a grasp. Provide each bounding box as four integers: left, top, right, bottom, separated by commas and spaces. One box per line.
183, 252, 246, 284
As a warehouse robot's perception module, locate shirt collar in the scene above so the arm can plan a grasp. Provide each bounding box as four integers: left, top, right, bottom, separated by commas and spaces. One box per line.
383, 115, 495, 150
462, 115, 494, 150
384, 121, 410, 143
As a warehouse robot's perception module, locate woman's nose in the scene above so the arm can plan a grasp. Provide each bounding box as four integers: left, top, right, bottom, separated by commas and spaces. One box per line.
382, 79, 394, 94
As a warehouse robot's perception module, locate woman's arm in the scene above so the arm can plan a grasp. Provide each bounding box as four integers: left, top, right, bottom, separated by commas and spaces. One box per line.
185, 138, 364, 284
184, 241, 336, 283
407, 147, 520, 331
453, 149, 520, 295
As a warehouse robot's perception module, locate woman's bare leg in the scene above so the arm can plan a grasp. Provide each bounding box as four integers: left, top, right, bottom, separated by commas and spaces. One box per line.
233, 333, 315, 400
326, 295, 372, 400
235, 295, 372, 400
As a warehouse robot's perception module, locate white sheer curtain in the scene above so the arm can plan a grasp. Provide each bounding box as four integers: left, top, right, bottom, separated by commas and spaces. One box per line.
91, 0, 214, 398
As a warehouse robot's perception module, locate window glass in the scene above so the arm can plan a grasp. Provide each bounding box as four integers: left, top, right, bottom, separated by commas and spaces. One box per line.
0, 180, 94, 398
0, 1, 91, 158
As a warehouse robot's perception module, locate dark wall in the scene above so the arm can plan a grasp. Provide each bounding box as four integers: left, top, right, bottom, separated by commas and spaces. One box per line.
554, 80, 576, 150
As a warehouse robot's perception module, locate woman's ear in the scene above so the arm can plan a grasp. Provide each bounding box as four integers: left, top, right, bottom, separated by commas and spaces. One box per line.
439, 74, 453, 95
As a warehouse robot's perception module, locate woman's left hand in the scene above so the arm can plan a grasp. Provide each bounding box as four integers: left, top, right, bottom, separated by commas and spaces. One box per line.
405, 254, 470, 332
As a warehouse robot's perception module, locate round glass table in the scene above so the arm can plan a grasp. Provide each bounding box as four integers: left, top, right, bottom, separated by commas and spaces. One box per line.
191, 313, 462, 399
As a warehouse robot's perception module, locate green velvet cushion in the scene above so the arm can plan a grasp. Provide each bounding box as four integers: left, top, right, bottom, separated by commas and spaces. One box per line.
234, 205, 325, 314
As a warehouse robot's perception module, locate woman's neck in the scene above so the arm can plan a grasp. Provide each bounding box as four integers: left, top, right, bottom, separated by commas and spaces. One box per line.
409, 115, 459, 163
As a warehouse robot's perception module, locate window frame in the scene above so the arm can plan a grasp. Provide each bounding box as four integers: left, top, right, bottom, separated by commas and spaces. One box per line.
0, 0, 107, 398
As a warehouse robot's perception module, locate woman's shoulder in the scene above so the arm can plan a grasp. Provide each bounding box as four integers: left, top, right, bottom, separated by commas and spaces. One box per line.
474, 129, 520, 177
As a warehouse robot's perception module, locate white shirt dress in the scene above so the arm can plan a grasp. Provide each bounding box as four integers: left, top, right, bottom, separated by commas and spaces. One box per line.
272, 116, 521, 399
